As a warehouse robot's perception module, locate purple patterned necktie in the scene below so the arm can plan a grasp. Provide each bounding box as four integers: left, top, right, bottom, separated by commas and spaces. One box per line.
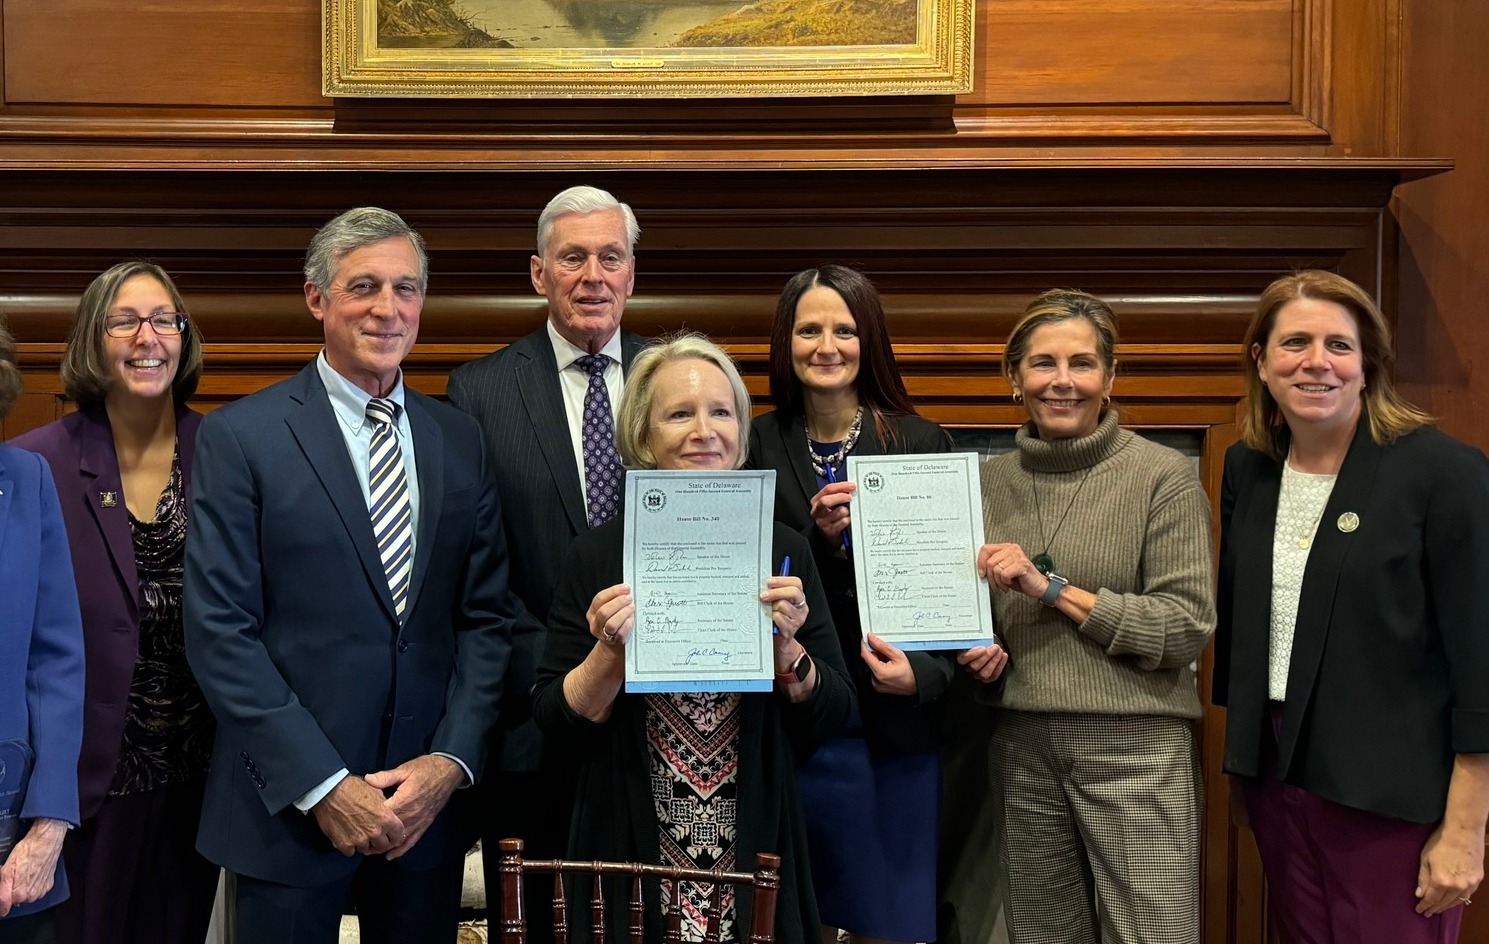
576, 353, 622, 527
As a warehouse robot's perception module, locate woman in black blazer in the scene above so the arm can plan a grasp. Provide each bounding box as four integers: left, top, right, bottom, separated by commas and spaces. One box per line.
1215, 270, 1489, 943
746, 266, 1003, 944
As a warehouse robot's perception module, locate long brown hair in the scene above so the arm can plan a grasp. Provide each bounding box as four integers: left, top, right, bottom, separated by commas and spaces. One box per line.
1239, 270, 1431, 459
767, 265, 918, 443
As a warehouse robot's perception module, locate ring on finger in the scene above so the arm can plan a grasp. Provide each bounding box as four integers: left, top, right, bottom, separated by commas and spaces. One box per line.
602, 628, 617, 642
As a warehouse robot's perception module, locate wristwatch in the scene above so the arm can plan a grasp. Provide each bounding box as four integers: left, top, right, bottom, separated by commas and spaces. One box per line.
1040, 572, 1069, 607
775, 650, 812, 684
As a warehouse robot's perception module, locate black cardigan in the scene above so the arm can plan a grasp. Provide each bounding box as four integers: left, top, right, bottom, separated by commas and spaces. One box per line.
747, 408, 958, 753
532, 518, 854, 944
1214, 418, 1489, 823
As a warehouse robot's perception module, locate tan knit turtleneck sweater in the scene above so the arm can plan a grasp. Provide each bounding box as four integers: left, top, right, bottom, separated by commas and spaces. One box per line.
979, 410, 1216, 719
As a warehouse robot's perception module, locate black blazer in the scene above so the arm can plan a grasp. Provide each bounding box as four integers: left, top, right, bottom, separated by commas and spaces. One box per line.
532, 519, 854, 944
445, 326, 649, 771
1214, 418, 1489, 823
747, 408, 957, 754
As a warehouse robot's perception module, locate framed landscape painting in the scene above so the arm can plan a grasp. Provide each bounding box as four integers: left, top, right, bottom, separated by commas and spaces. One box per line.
323, 0, 973, 97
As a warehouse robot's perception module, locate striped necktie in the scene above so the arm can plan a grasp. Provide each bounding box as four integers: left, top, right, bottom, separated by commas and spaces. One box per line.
366, 398, 413, 619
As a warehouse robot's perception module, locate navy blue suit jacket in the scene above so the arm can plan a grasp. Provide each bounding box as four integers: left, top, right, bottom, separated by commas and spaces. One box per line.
9, 405, 202, 820
0, 444, 85, 916
183, 362, 518, 885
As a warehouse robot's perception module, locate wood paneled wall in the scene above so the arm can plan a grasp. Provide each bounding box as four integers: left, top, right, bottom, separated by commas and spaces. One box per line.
1393, 7, 1489, 937
2, 2, 1481, 943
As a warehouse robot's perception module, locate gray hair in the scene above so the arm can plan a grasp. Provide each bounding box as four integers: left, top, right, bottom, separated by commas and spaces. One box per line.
536, 186, 639, 257
617, 332, 752, 471
304, 207, 428, 296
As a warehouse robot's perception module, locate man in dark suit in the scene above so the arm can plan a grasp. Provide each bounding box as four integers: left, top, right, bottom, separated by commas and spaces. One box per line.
445, 185, 646, 938
184, 207, 519, 944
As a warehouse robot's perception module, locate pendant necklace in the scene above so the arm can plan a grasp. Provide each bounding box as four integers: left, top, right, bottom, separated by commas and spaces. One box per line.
1285, 453, 1336, 550
1030, 467, 1093, 575
806, 407, 864, 479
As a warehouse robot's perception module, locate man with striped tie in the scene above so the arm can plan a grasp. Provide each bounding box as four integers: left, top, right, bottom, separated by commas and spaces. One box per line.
184, 207, 520, 944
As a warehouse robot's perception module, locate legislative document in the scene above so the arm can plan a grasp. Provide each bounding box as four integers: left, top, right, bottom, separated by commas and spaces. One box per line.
847, 452, 996, 650
623, 469, 777, 693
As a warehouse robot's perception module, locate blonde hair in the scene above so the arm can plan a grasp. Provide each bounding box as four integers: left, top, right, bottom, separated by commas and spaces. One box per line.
616, 332, 752, 471
1002, 289, 1119, 407
1240, 270, 1431, 459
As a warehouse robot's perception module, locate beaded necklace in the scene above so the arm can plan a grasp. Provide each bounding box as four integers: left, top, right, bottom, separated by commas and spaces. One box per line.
805, 407, 864, 478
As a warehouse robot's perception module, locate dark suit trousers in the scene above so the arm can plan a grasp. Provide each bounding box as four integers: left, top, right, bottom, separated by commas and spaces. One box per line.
53, 778, 218, 944
480, 762, 578, 944
235, 853, 463, 944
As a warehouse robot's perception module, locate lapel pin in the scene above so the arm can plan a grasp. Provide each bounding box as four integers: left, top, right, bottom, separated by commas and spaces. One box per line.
100, 491, 118, 508
1336, 511, 1360, 533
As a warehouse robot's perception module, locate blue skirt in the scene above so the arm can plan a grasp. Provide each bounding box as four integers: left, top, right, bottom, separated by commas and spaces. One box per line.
796, 730, 941, 940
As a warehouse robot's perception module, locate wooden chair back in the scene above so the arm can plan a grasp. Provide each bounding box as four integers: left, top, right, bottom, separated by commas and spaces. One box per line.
496, 837, 780, 944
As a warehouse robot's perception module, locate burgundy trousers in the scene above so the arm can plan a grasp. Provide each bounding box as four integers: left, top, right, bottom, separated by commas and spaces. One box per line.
1242, 746, 1465, 944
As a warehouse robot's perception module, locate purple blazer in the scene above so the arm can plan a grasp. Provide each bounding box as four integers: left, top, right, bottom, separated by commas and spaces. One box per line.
9, 404, 202, 820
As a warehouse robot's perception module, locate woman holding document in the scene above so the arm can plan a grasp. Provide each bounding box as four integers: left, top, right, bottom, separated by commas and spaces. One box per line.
748, 265, 986, 944
971, 289, 1214, 944
532, 332, 853, 944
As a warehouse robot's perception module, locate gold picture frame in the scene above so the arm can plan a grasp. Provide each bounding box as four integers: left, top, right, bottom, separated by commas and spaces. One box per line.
323, 0, 973, 98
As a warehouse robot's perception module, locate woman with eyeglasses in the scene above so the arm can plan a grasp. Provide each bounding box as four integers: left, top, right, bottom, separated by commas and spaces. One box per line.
9, 262, 216, 944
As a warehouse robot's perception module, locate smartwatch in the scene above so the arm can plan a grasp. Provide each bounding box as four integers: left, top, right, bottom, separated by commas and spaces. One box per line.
775, 650, 812, 685
1040, 572, 1069, 607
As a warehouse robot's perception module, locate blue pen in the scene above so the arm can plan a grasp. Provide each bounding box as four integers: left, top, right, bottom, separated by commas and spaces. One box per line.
773, 555, 792, 636
825, 463, 852, 550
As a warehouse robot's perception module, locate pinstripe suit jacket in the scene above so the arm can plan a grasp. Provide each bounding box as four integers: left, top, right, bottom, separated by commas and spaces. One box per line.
445, 326, 648, 771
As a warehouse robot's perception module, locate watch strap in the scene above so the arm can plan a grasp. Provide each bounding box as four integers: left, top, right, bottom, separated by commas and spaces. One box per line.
1040, 572, 1069, 607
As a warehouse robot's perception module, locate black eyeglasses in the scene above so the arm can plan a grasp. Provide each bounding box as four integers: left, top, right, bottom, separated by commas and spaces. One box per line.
103, 312, 189, 338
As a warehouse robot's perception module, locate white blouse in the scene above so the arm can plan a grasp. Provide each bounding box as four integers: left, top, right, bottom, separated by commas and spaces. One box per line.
1269, 462, 1338, 701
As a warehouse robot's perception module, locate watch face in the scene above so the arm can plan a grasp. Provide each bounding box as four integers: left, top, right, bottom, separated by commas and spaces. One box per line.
792, 653, 811, 683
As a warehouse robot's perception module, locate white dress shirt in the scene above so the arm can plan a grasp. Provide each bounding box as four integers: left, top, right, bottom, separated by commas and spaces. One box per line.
294, 352, 470, 812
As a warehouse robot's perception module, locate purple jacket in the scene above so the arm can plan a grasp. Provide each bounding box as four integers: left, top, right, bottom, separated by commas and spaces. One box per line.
9, 404, 202, 820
